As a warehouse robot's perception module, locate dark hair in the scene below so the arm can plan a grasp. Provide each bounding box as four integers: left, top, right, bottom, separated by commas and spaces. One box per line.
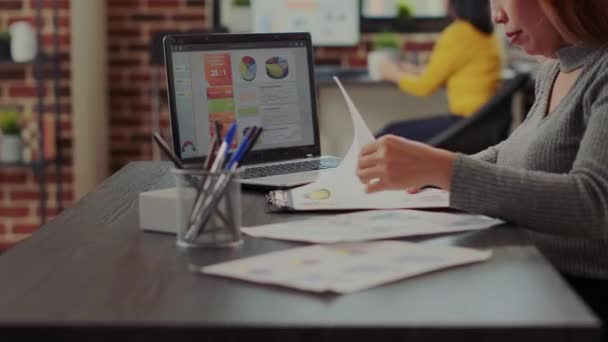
540, 0, 608, 45
449, 0, 493, 35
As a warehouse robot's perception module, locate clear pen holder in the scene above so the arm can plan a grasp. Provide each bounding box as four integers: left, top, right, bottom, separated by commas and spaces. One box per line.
172, 168, 243, 249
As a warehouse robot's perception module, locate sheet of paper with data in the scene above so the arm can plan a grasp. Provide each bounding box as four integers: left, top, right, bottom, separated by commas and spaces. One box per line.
267, 77, 450, 211
202, 241, 492, 293
242, 210, 503, 243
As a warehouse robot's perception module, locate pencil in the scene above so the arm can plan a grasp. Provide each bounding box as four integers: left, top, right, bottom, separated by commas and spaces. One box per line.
203, 121, 222, 170
153, 132, 185, 169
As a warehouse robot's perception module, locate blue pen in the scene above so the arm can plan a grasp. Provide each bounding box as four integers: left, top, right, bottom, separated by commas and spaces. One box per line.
209, 121, 237, 172
226, 127, 254, 169
223, 121, 238, 158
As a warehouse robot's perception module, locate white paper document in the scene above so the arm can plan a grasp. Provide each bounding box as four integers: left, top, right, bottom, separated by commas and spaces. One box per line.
202, 241, 492, 293
269, 77, 449, 211
242, 210, 504, 244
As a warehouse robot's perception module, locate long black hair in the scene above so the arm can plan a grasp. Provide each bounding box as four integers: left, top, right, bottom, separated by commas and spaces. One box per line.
449, 0, 494, 35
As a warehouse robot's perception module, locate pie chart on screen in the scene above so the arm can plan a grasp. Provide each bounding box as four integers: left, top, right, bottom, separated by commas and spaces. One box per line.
265, 57, 289, 79
240, 56, 257, 81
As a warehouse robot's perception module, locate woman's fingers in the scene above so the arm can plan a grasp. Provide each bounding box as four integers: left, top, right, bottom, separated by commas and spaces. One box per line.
357, 154, 380, 171
359, 139, 391, 170
365, 178, 390, 193
359, 142, 379, 158
357, 166, 384, 184
407, 188, 420, 194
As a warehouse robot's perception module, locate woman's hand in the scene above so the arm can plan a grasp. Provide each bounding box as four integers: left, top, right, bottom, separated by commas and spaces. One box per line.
379, 60, 423, 84
379, 59, 405, 83
399, 61, 425, 75
357, 135, 456, 193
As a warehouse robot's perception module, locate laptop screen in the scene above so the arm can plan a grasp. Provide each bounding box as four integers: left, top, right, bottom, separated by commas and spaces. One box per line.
167, 35, 318, 163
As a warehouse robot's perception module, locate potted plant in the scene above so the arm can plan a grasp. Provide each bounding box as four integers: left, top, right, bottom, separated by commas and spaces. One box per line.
367, 31, 401, 80
396, 0, 414, 22
0, 31, 11, 62
0, 108, 22, 163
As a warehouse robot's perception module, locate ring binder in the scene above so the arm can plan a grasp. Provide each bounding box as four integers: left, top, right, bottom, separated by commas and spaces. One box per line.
265, 190, 294, 211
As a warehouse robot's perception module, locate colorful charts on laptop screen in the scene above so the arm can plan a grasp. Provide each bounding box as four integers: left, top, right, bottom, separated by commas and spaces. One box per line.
265, 57, 289, 79
240, 56, 257, 82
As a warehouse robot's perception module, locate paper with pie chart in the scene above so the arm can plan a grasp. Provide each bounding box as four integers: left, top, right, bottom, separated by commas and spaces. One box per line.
269, 77, 450, 211
242, 210, 504, 244
202, 241, 492, 294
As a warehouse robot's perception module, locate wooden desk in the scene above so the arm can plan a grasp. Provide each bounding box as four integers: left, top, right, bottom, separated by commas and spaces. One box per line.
0, 162, 601, 341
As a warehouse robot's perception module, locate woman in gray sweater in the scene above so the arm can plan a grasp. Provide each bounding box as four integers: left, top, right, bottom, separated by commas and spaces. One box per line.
357, 0, 608, 321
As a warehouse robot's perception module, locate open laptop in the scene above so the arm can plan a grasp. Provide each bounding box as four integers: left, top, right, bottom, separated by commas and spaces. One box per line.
163, 32, 340, 189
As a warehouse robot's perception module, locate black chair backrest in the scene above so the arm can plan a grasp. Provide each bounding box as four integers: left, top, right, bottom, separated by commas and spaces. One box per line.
427, 73, 531, 154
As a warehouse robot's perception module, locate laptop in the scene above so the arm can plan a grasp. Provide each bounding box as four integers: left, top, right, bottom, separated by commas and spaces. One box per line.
163, 32, 340, 189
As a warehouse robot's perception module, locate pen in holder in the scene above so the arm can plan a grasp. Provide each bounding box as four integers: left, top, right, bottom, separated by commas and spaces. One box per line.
173, 168, 243, 249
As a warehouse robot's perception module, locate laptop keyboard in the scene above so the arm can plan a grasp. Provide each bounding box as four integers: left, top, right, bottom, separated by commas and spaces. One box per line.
242, 158, 341, 179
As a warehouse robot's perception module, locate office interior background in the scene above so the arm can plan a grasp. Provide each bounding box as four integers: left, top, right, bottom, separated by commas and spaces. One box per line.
0, 0, 532, 251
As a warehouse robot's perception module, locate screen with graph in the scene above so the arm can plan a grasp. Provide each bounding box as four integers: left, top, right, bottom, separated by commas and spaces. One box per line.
170, 39, 316, 159
251, 0, 360, 46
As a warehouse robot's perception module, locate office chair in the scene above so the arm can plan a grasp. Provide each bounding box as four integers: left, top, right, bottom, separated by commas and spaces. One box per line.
427, 73, 531, 154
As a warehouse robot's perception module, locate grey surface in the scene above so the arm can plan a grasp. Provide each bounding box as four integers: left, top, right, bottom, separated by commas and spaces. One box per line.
0, 162, 601, 341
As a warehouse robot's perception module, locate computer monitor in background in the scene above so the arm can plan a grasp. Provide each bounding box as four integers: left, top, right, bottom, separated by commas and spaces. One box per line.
362, 0, 446, 18
250, 0, 360, 46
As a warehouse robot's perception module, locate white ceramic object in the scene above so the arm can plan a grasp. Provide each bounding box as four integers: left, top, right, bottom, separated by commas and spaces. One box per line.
9, 21, 37, 63
0, 134, 22, 163
367, 49, 399, 81
139, 188, 196, 234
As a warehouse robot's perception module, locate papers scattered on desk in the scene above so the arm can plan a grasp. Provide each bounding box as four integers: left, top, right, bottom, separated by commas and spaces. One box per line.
202, 241, 492, 293
267, 77, 450, 211
242, 210, 504, 244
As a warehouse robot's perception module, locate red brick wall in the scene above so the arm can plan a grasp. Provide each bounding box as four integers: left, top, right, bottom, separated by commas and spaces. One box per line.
0, 0, 74, 250
107, 0, 209, 172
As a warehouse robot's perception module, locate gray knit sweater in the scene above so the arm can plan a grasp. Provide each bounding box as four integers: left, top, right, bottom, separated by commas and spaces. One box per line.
450, 44, 608, 278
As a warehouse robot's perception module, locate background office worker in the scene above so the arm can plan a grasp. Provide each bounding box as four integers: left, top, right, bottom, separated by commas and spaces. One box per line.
375, 0, 502, 141
357, 0, 608, 322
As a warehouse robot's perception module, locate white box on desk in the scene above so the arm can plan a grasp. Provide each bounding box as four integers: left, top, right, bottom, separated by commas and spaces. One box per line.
139, 187, 196, 234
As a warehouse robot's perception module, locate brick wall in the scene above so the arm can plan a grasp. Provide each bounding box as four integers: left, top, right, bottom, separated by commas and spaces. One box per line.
107, 0, 209, 171
0, 0, 74, 250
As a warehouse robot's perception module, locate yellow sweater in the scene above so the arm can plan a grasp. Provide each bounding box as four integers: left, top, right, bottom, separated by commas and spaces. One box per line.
398, 20, 502, 117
